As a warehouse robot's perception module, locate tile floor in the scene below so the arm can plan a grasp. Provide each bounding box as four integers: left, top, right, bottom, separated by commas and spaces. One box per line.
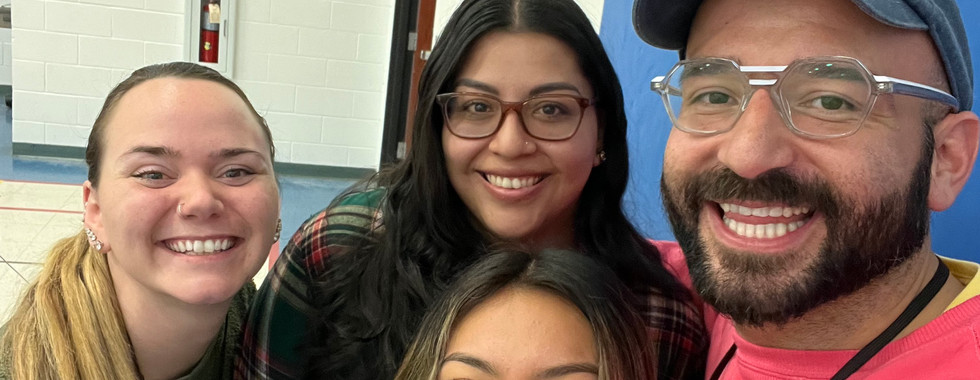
0, 104, 358, 321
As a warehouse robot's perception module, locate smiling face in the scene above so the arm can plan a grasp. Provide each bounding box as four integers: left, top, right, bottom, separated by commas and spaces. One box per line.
442, 31, 600, 249
439, 287, 599, 380
660, 0, 944, 325
83, 77, 280, 307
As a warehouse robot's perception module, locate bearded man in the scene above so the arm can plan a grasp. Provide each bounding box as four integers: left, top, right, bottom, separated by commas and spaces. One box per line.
636, 0, 980, 377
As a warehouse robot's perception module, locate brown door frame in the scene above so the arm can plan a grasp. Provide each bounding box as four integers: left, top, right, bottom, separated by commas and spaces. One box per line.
379, 0, 437, 166
403, 0, 436, 149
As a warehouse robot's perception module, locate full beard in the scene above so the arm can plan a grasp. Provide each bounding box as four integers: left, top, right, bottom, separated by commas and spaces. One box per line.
661, 151, 932, 326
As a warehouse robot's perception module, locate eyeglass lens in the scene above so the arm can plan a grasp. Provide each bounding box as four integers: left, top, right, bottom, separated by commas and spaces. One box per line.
663, 59, 875, 137
441, 93, 586, 140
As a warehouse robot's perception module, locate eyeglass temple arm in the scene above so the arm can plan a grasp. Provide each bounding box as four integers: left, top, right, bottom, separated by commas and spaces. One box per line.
651, 76, 684, 96
874, 75, 960, 112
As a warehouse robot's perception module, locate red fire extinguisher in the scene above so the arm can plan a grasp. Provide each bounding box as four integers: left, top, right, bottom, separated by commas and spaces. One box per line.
200, 0, 220, 63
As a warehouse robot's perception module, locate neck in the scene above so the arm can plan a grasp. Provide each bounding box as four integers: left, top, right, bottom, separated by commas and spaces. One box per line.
736, 248, 964, 350
114, 279, 231, 380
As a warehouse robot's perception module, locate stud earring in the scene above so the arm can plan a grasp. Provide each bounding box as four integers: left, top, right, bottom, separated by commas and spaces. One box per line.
85, 228, 104, 252
273, 219, 282, 242
597, 150, 607, 162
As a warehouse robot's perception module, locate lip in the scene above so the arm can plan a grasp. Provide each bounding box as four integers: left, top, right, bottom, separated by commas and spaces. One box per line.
704, 201, 822, 254
478, 171, 547, 201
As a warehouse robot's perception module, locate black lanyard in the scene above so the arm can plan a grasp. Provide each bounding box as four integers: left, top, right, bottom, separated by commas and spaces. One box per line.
709, 257, 949, 380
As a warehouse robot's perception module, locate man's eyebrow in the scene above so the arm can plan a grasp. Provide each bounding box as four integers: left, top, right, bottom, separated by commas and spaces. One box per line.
798, 64, 866, 81
441, 353, 498, 376
536, 362, 600, 379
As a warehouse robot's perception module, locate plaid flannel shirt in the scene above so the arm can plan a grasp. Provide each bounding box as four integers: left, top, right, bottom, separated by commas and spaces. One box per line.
235, 188, 707, 379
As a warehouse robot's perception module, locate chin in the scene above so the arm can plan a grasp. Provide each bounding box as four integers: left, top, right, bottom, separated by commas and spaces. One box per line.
171, 280, 244, 306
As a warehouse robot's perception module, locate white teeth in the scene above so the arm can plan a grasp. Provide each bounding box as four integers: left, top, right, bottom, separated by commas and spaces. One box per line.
165, 239, 235, 255
722, 217, 807, 239
486, 174, 542, 189
720, 204, 811, 218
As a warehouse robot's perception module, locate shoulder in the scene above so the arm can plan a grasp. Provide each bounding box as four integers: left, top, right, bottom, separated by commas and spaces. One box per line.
280, 187, 388, 277
940, 256, 980, 310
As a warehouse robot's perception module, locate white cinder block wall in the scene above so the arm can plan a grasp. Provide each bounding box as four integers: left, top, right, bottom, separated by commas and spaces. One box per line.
11, 0, 186, 149
10, 0, 393, 170
235, 0, 392, 168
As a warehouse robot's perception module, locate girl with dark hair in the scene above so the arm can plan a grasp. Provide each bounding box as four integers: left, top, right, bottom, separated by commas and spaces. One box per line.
396, 249, 657, 380
236, 0, 706, 379
0, 62, 281, 379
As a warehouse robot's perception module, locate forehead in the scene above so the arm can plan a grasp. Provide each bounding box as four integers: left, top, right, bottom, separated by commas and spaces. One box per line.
455, 31, 592, 96
445, 287, 597, 371
687, 0, 941, 81
101, 77, 268, 155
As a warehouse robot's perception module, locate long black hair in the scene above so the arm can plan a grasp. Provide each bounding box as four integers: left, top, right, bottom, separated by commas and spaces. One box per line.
306, 0, 693, 378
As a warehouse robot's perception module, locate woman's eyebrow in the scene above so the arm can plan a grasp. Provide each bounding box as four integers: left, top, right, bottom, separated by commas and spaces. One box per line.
213, 148, 264, 159
441, 352, 498, 376
536, 362, 599, 379
123, 145, 179, 158
528, 82, 582, 97
119, 146, 266, 162
455, 79, 498, 95
454, 80, 583, 97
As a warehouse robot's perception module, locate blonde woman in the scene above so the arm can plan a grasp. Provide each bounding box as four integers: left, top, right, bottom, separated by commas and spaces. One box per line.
0, 62, 281, 380
396, 249, 657, 380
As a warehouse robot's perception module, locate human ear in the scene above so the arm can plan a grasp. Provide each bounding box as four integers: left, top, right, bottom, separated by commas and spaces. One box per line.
82, 181, 111, 252
928, 111, 979, 211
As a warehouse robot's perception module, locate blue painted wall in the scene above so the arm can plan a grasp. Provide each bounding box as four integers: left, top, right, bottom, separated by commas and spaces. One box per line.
600, 1, 980, 261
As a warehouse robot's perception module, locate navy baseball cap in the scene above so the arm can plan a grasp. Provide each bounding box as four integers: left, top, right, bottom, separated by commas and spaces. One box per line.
633, 0, 974, 110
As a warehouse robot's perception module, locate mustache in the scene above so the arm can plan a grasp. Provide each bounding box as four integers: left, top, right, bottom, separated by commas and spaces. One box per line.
674, 167, 841, 219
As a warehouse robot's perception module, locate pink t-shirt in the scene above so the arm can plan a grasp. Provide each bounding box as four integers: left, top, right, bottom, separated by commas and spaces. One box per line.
652, 240, 980, 380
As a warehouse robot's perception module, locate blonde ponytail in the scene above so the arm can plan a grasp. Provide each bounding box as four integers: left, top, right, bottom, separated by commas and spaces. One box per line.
1, 230, 140, 380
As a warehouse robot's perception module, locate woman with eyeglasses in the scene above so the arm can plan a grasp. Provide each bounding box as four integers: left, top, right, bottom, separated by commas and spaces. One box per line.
236, 0, 707, 379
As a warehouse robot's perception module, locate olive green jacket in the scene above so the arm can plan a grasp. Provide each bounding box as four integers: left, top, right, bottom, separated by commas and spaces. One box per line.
0, 284, 255, 380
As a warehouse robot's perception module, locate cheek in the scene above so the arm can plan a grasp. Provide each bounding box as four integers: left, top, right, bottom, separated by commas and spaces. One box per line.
664, 132, 715, 171
443, 132, 485, 174
101, 189, 164, 237
232, 182, 281, 228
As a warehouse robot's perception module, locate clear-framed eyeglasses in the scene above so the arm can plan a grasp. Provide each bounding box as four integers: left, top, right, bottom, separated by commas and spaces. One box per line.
435, 92, 597, 141
651, 56, 960, 139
